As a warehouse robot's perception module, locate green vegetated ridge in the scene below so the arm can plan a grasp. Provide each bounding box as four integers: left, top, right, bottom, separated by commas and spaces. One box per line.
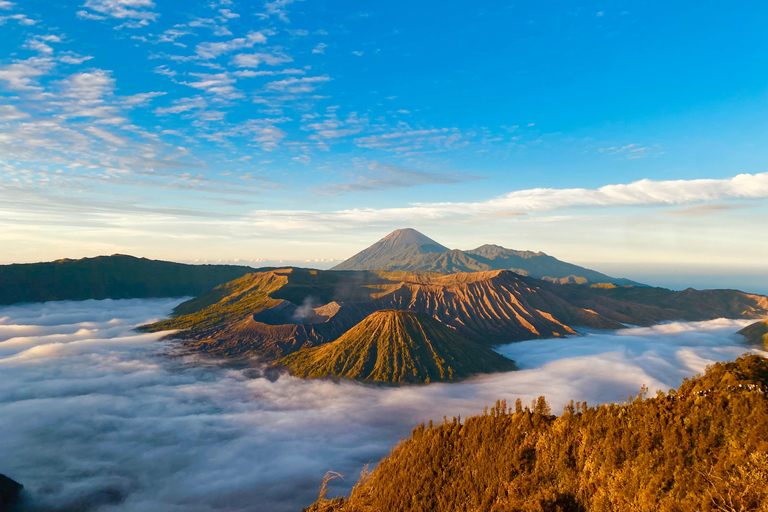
739, 319, 768, 348
331, 228, 642, 286
279, 310, 516, 383
0, 254, 257, 305
306, 354, 768, 512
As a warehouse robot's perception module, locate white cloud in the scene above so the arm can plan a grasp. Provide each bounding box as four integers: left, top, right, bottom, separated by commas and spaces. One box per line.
218, 8, 238, 19
0, 59, 51, 90
0, 13, 36, 25
0, 300, 762, 511
0, 105, 29, 122
194, 31, 267, 59
184, 72, 242, 99
0, 1, 14, 9
265, 75, 330, 93
312, 42, 327, 54
242, 171, 768, 230
80, 0, 158, 25
120, 91, 165, 106
231, 52, 292, 68
154, 96, 206, 114
84, 125, 127, 146
263, 0, 303, 22
61, 70, 115, 102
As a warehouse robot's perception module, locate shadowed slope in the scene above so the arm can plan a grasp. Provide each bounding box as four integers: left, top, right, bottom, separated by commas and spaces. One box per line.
331, 228, 641, 285
739, 319, 768, 348
279, 310, 516, 383
0, 255, 256, 305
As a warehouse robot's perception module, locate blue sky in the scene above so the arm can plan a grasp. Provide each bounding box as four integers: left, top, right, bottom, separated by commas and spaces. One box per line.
1, 0, 767, 289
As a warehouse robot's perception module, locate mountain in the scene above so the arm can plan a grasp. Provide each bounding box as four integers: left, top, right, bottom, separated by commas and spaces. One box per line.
140, 267, 768, 362
279, 310, 516, 383
331, 228, 641, 285
0, 255, 257, 305
739, 319, 768, 348
304, 354, 768, 512
331, 228, 450, 271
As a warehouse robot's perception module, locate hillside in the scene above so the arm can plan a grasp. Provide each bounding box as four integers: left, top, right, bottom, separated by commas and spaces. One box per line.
279, 310, 516, 383
331, 228, 641, 285
0, 255, 257, 305
305, 354, 768, 512
140, 268, 768, 361
739, 319, 768, 348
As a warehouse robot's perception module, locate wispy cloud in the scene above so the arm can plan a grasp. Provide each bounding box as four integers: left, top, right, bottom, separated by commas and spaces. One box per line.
247, 171, 768, 230
80, 0, 158, 26
194, 31, 267, 59
317, 161, 480, 195
262, 0, 303, 22
231, 51, 292, 68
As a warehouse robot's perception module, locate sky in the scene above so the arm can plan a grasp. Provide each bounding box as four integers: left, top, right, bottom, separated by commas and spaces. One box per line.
0, 298, 764, 511
1, 0, 767, 288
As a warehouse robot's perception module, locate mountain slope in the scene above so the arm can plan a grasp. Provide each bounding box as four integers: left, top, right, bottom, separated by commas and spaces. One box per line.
140, 268, 768, 362
331, 228, 449, 271
331, 228, 641, 285
279, 310, 516, 383
305, 354, 768, 512
739, 319, 768, 348
0, 255, 256, 305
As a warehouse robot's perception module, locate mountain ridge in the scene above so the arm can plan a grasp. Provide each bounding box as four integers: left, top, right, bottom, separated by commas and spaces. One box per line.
0, 254, 258, 305
141, 267, 768, 362
331, 228, 642, 285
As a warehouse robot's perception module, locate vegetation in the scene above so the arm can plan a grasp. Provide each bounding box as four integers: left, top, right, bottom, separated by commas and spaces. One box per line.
306, 354, 768, 512
0, 254, 255, 305
279, 310, 516, 383
739, 320, 768, 349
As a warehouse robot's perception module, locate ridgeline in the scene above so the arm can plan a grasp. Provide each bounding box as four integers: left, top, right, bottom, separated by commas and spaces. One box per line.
0, 255, 255, 305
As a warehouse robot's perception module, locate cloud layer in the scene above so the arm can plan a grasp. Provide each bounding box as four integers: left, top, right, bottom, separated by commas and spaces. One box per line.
0, 299, 764, 511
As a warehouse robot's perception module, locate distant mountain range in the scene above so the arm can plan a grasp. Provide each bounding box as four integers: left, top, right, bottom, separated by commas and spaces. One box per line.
0, 255, 256, 305
141, 267, 768, 383
332, 228, 642, 285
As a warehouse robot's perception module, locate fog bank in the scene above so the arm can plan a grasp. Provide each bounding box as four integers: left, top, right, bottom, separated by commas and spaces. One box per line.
0, 299, 763, 511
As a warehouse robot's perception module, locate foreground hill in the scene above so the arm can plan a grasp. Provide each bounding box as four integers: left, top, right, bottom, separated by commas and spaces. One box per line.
740, 319, 768, 348
141, 267, 768, 361
0, 255, 256, 305
305, 354, 768, 512
279, 310, 516, 383
331, 228, 641, 285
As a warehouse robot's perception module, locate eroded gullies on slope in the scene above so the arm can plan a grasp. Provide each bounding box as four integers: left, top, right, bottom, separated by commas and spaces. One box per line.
278, 309, 516, 384
139, 266, 768, 384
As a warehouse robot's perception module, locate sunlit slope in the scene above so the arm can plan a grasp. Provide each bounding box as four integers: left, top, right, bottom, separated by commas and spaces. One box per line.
306, 355, 768, 512
280, 310, 516, 383
739, 319, 768, 348
140, 267, 768, 361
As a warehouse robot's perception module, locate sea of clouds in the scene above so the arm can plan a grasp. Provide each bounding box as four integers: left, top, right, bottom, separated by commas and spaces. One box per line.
0, 298, 765, 512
